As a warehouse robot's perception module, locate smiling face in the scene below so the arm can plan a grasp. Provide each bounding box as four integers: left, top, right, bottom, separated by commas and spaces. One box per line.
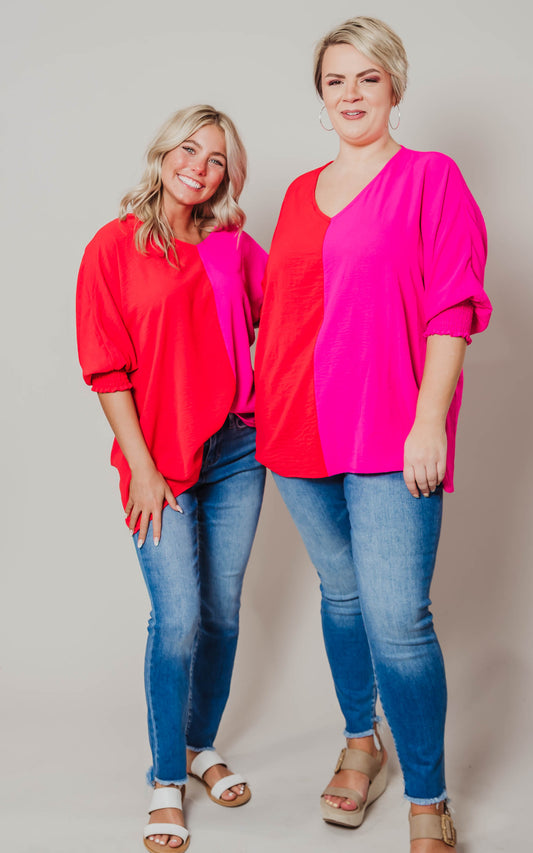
160, 123, 227, 219
321, 43, 395, 148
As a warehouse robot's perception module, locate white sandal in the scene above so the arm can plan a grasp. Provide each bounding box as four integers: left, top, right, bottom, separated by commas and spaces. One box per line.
189, 749, 250, 807
143, 786, 190, 852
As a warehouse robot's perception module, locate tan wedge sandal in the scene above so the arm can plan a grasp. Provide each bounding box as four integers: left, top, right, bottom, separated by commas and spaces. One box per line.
320, 734, 388, 828
409, 803, 457, 847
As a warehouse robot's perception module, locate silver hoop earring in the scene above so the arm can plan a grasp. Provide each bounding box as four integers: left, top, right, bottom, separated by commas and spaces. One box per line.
389, 104, 401, 131
319, 105, 334, 132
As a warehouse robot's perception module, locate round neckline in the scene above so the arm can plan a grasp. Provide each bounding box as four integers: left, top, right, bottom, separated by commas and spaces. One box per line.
312, 145, 406, 221
173, 229, 214, 247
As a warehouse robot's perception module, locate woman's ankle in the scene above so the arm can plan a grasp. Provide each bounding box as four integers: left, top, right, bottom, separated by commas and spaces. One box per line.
410, 800, 445, 816
346, 733, 378, 755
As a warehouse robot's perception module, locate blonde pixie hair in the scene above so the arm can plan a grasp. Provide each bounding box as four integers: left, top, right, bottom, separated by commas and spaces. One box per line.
120, 105, 247, 265
313, 17, 408, 106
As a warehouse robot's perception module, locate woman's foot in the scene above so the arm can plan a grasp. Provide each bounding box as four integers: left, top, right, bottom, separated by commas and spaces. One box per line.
146, 783, 186, 849
410, 801, 456, 851
186, 748, 246, 802
323, 734, 387, 813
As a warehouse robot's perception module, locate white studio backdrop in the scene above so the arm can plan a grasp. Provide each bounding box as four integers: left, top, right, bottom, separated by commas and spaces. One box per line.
1, 1, 532, 850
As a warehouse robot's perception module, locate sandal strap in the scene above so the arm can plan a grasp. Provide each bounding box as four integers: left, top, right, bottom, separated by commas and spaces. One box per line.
190, 749, 226, 779
148, 786, 183, 812
144, 823, 189, 841
409, 811, 456, 846
211, 773, 246, 801
334, 746, 383, 780
321, 785, 364, 810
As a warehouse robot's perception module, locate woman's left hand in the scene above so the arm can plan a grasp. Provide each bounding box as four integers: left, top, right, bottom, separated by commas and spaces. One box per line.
403, 419, 447, 498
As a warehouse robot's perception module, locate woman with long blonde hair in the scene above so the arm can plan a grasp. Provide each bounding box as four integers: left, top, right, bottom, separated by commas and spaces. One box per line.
77, 105, 267, 851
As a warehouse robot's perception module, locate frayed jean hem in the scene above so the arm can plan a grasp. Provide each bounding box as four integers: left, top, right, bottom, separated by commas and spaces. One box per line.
344, 726, 376, 738
405, 790, 448, 805
186, 744, 215, 753
146, 767, 187, 787
344, 715, 381, 739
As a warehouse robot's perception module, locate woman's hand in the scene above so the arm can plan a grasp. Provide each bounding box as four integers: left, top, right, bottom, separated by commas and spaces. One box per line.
126, 461, 182, 548
403, 334, 467, 498
403, 419, 447, 498
96, 390, 182, 548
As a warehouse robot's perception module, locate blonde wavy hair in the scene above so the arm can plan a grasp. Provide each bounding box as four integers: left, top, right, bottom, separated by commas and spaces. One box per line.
313, 17, 408, 106
119, 105, 247, 265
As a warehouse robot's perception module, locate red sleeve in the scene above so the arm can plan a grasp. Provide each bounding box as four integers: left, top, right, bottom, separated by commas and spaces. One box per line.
76, 226, 137, 389
91, 369, 133, 393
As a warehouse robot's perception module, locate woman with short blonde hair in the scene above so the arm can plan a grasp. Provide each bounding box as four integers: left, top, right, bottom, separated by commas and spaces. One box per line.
256, 16, 491, 851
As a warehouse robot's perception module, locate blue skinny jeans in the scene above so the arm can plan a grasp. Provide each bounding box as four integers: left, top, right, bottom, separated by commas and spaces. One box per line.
273, 471, 447, 804
134, 416, 266, 785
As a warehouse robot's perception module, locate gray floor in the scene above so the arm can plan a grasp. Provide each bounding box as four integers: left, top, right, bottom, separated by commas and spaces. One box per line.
5, 692, 528, 853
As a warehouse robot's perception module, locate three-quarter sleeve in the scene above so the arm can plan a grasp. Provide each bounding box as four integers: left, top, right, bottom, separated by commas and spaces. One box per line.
76, 233, 137, 391
421, 156, 492, 340
424, 301, 474, 343
240, 231, 267, 326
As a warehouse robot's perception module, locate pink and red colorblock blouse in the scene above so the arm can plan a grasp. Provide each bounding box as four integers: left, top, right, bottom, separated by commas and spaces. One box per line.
76, 215, 267, 510
254, 147, 492, 491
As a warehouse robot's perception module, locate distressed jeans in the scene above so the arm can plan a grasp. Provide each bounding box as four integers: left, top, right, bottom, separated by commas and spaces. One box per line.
135, 416, 266, 785
273, 470, 447, 804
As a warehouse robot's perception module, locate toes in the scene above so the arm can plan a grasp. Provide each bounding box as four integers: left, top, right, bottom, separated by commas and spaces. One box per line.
324, 796, 358, 811
148, 833, 182, 848
221, 788, 237, 800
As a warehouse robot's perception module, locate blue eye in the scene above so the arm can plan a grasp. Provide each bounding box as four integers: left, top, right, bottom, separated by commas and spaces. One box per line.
182, 145, 195, 153
363, 77, 379, 83
327, 79, 342, 86
209, 158, 225, 167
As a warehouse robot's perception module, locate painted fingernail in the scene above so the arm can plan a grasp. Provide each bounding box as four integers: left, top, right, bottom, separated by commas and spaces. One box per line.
177, 507, 184, 514
138, 539, 144, 549
129, 528, 134, 535
154, 537, 160, 547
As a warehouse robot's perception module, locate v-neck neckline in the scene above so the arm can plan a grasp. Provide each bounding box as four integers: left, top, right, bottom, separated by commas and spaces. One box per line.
312, 146, 405, 221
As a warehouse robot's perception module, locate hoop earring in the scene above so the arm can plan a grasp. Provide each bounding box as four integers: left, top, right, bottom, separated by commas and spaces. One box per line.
389, 104, 401, 131
319, 105, 335, 132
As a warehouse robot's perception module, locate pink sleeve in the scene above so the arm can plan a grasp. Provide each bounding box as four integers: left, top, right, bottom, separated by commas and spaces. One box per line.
421, 157, 492, 340
240, 231, 268, 326
424, 301, 475, 344
76, 233, 137, 389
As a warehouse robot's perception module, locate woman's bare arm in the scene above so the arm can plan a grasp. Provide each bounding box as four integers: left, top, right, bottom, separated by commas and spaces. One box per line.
98, 390, 182, 547
403, 335, 467, 498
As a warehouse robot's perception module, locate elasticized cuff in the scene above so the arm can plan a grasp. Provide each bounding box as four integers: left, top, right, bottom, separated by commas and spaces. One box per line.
91, 369, 133, 393
424, 302, 474, 344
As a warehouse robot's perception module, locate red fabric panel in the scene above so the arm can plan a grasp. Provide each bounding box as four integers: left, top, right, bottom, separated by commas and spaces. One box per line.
255, 171, 329, 476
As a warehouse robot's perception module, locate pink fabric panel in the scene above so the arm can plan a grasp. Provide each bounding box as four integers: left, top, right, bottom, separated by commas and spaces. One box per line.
198, 230, 267, 418
313, 148, 490, 491
315, 176, 420, 478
